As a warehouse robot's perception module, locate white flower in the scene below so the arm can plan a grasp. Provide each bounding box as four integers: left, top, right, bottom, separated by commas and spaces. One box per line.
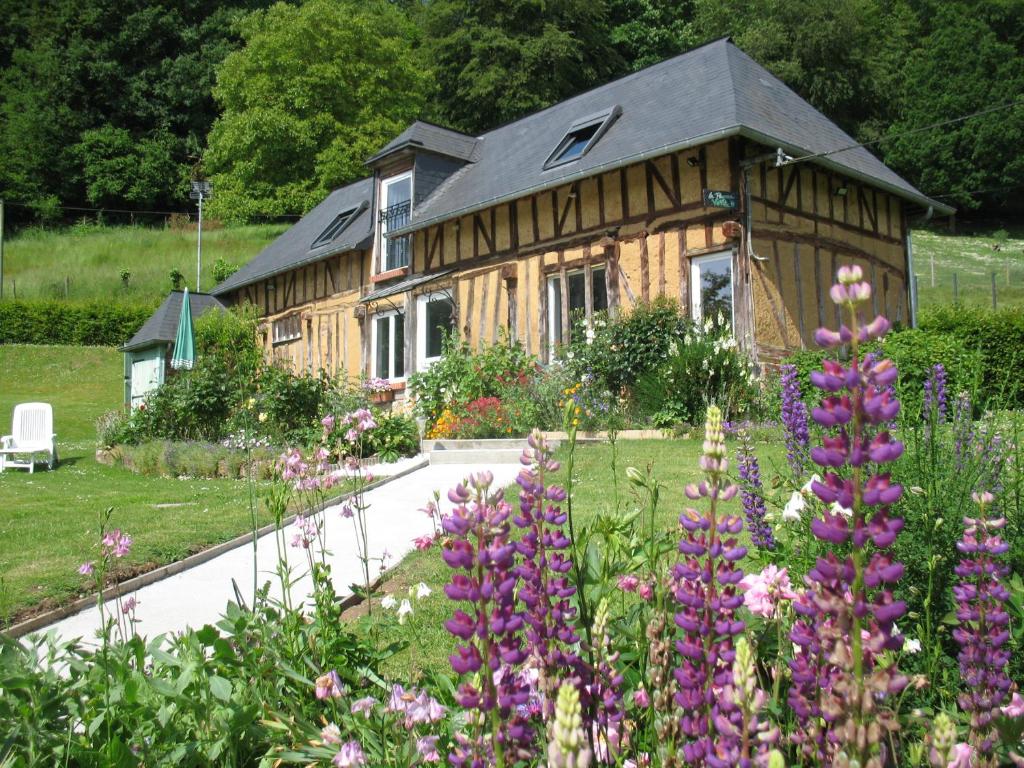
903, 637, 921, 654
830, 501, 852, 518
411, 582, 432, 600
800, 474, 822, 495
782, 491, 806, 521
397, 599, 413, 624
381, 594, 398, 611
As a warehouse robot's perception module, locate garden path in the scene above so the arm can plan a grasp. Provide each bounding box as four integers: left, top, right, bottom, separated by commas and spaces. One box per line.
37, 462, 522, 645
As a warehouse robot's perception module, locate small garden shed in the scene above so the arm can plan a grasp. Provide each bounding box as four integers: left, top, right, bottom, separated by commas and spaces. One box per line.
122, 290, 224, 407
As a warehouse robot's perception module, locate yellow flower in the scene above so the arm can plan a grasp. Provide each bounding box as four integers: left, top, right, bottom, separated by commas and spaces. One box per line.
258, 412, 268, 423
572, 418, 580, 426
247, 397, 256, 409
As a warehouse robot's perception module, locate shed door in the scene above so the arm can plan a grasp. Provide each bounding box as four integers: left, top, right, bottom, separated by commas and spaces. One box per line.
130, 352, 163, 408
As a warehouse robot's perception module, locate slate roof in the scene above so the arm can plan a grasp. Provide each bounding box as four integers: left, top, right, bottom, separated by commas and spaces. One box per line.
360, 269, 455, 303
392, 38, 952, 235
366, 121, 479, 165
212, 177, 375, 296
122, 291, 225, 352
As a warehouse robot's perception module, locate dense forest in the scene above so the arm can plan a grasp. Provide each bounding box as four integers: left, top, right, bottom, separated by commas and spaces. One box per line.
0, 0, 1021, 225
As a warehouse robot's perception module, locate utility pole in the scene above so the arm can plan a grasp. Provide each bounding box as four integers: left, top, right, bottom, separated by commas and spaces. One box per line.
0, 199, 5, 299
190, 181, 212, 291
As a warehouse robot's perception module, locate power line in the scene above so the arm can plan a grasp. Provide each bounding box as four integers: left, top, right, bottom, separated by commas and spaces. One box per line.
2, 199, 302, 219
782, 99, 1024, 166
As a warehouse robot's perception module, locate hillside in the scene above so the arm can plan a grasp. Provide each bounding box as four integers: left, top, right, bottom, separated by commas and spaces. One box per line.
0, 222, 1021, 309
1, 223, 287, 303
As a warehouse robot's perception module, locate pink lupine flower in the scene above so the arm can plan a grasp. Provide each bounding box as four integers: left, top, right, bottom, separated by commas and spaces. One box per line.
78, 561, 94, 576
322, 414, 335, 431
1003, 692, 1024, 718
416, 735, 441, 762
332, 741, 366, 767
637, 581, 654, 602
315, 670, 344, 700
633, 688, 650, 708
739, 565, 797, 619
947, 743, 974, 768
617, 574, 640, 592
413, 534, 435, 550
350, 696, 376, 717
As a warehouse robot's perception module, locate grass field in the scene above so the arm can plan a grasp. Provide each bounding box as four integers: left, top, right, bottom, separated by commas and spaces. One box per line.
1, 222, 287, 303
0, 345, 278, 625
914, 227, 1024, 309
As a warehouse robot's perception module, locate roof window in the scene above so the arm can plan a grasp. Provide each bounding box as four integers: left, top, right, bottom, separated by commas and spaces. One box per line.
312, 206, 359, 249
544, 106, 621, 170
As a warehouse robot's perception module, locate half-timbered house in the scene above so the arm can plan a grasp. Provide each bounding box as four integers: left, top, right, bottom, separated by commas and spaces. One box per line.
211, 38, 952, 394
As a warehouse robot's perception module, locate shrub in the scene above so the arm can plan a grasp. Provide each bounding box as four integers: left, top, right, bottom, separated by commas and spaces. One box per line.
633, 320, 759, 427
364, 412, 419, 461
0, 299, 154, 346
920, 304, 1024, 408
111, 439, 276, 478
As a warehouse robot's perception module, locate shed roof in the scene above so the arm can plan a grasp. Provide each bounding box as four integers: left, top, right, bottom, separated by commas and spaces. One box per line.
122, 291, 225, 352
212, 177, 374, 296
391, 38, 952, 235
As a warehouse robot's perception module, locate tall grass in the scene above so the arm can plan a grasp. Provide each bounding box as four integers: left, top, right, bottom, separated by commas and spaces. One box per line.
1, 222, 287, 303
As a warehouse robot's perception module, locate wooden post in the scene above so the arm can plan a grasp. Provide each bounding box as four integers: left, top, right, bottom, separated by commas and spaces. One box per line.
64, 276, 69, 298
0, 198, 4, 299
991, 272, 997, 310
953, 273, 958, 303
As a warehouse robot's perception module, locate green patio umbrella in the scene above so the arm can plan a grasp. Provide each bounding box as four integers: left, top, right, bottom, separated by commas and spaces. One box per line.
170, 287, 196, 371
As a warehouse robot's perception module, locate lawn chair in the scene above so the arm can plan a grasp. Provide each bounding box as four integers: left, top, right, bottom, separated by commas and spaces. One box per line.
0, 403, 58, 473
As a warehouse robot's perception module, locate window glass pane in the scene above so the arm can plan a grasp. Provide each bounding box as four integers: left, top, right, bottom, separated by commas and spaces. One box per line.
549, 277, 562, 346
425, 298, 453, 359
698, 257, 733, 327
567, 272, 587, 313
375, 317, 390, 377
592, 267, 608, 312
555, 123, 601, 163
387, 176, 411, 207
387, 234, 410, 269
393, 313, 405, 378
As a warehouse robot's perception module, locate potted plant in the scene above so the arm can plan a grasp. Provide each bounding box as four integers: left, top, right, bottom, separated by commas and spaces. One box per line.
364, 377, 393, 404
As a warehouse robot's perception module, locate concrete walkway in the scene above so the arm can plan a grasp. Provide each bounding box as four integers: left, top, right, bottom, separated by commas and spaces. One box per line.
39, 462, 522, 644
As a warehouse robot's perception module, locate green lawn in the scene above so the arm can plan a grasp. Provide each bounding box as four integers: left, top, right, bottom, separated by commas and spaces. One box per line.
0, 345, 277, 626
364, 436, 786, 682
914, 227, 1024, 309
2, 223, 287, 303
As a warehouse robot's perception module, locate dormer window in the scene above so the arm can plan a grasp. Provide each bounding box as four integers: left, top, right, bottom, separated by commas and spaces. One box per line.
543, 106, 621, 170
311, 206, 358, 249
379, 172, 412, 272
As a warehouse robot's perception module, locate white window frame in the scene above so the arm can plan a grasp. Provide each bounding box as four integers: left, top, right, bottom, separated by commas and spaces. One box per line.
378, 171, 412, 274
690, 252, 735, 327
416, 292, 455, 372
272, 313, 302, 345
371, 310, 406, 382
546, 265, 607, 354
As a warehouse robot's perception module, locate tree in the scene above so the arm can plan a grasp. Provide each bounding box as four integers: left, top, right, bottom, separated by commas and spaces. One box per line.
204, 0, 430, 221
607, 0, 696, 71
689, 0, 913, 141
883, 2, 1024, 211
420, 0, 626, 134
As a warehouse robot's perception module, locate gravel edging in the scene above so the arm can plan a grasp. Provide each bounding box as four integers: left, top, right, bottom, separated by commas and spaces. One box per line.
4, 457, 429, 639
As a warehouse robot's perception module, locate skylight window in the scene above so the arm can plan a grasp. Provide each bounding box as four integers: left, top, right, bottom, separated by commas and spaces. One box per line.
544, 105, 621, 170
312, 206, 359, 249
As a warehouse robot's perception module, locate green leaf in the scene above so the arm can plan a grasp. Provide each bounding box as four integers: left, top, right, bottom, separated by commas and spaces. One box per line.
209, 675, 232, 702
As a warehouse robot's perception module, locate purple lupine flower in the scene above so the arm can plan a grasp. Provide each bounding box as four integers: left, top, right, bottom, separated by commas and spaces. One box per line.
790, 264, 908, 765
953, 490, 1012, 755
441, 472, 533, 766
513, 430, 584, 719
923, 363, 948, 422
736, 428, 775, 549
672, 405, 748, 762
779, 364, 810, 477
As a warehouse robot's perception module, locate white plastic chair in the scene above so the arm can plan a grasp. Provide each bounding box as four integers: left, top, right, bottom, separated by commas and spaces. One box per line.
0, 403, 58, 473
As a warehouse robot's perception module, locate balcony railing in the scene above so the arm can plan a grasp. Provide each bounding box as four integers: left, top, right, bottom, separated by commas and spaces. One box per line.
379, 200, 411, 229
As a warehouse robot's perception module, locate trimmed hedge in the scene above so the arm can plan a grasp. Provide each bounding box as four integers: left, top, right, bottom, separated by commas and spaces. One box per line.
919, 305, 1024, 408
0, 299, 154, 346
